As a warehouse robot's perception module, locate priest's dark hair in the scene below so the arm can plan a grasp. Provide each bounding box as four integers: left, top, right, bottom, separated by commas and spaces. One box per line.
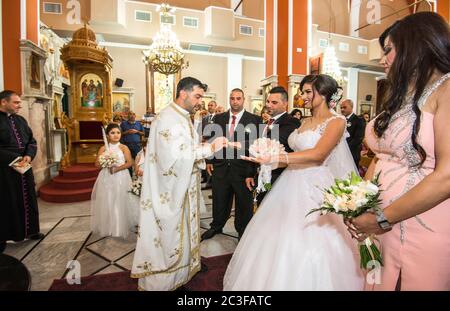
176, 77, 207, 99
300, 74, 340, 107
375, 12, 450, 167
0, 90, 18, 102
105, 123, 121, 135
269, 86, 288, 102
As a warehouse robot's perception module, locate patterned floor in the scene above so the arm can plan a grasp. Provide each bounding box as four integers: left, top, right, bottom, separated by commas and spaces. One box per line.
3, 189, 239, 291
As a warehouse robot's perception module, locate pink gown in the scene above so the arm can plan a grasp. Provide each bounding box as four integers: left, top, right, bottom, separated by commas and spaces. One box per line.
365, 73, 450, 290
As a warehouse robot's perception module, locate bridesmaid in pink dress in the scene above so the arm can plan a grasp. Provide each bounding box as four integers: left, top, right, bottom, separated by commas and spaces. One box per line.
347, 12, 450, 290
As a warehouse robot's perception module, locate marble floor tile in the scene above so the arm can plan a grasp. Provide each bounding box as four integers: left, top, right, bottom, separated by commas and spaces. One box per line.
200, 234, 238, 258
222, 216, 239, 238
23, 240, 89, 291
115, 251, 135, 270
86, 237, 136, 262
3, 239, 40, 261
76, 249, 110, 277
95, 265, 126, 275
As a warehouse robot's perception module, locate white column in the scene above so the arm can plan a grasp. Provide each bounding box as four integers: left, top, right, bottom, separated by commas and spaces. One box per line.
0, 0, 4, 90
20, 0, 27, 40
226, 53, 243, 108
349, 0, 361, 37
347, 67, 359, 113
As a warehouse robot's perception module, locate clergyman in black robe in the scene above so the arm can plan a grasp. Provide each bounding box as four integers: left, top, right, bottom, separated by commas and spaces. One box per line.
0, 90, 42, 253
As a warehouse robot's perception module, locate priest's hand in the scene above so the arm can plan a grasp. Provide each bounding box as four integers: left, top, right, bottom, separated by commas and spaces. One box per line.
241, 154, 280, 170
206, 164, 214, 176
17, 156, 32, 167
210, 137, 228, 153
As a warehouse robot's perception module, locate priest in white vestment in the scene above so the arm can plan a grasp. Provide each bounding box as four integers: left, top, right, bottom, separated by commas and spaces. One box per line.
131, 77, 228, 291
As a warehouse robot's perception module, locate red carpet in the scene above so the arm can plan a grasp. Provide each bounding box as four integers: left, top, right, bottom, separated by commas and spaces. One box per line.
48, 254, 232, 291
39, 164, 100, 203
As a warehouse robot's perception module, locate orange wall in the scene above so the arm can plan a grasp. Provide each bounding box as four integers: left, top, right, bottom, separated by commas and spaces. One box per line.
27, 0, 39, 45
277, 0, 288, 88
2, 0, 22, 93
437, 0, 449, 22
292, 0, 308, 75
265, 0, 274, 77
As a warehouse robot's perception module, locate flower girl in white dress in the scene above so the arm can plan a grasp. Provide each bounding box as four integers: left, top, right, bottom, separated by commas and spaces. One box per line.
91, 123, 134, 239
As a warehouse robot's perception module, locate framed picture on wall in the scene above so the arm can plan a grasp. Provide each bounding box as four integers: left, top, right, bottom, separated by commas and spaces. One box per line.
309, 54, 322, 75
202, 94, 216, 109
358, 102, 373, 117
250, 96, 264, 115
112, 92, 131, 113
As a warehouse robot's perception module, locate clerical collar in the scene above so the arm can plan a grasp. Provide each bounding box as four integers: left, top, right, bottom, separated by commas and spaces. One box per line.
172, 103, 190, 116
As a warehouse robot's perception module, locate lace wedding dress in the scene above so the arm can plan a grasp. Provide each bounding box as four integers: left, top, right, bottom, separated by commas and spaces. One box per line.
223, 115, 365, 291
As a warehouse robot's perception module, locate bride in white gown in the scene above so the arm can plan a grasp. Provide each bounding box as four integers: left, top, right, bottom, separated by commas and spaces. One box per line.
223, 75, 364, 291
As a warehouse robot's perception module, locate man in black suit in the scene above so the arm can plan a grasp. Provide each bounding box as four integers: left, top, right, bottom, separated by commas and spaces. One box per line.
202, 100, 217, 132
201, 89, 263, 240
245, 86, 301, 204
340, 99, 366, 167
200, 101, 217, 188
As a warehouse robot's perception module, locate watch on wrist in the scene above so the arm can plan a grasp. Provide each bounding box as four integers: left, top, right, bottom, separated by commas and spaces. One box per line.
376, 211, 392, 230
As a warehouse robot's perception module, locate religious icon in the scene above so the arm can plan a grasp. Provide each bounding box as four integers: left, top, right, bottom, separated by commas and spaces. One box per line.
112, 92, 131, 113
80, 73, 103, 108
293, 86, 304, 108
30, 54, 41, 89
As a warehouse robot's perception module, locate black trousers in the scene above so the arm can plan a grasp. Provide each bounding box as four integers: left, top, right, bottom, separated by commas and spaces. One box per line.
210, 171, 254, 238
255, 170, 284, 205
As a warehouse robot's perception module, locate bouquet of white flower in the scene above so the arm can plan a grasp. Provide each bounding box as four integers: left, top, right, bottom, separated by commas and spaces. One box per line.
307, 171, 383, 270
98, 150, 119, 169
249, 138, 286, 194
130, 178, 142, 197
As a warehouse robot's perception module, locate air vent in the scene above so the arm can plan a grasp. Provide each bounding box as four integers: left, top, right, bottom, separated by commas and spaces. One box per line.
161, 14, 175, 25
183, 17, 198, 28
259, 28, 265, 37
319, 39, 329, 49
239, 25, 253, 36
339, 42, 350, 52
43, 2, 62, 14
135, 10, 152, 22
188, 44, 211, 52
358, 45, 368, 55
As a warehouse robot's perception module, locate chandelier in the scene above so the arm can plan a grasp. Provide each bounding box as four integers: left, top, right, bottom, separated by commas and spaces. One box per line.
322, 40, 346, 86
142, 3, 185, 76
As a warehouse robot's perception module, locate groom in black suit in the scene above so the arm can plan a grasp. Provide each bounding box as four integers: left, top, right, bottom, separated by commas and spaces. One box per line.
246, 86, 301, 205
340, 99, 366, 167
201, 88, 263, 240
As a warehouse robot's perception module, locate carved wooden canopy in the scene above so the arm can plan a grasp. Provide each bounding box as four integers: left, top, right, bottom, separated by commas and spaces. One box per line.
60, 24, 112, 68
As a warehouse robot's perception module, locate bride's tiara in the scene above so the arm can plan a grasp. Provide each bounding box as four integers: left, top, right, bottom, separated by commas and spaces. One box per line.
329, 88, 344, 108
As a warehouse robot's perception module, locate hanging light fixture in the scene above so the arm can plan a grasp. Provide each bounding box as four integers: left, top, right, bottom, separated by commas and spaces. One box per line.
322, 40, 346, 86
142, 3, 185, 76
321, 0, 346, 86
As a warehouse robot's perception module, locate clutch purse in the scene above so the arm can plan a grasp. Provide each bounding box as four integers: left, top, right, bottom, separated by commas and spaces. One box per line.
9, 156, 32, 174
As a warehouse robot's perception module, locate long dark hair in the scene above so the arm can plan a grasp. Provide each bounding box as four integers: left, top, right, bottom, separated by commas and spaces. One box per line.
300, 74, 340, 107
375, 12, 450, 166
105, 123, 121, 135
